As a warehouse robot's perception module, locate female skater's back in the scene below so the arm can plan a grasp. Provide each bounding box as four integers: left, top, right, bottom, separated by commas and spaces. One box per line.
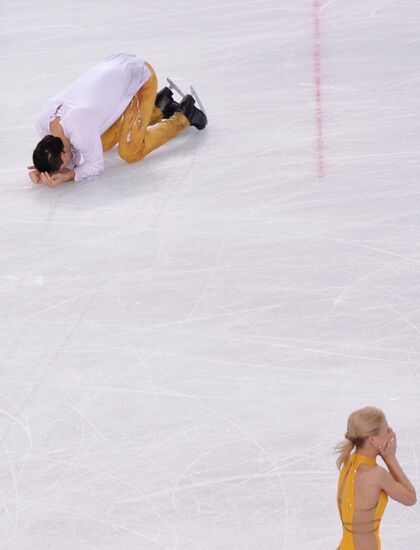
337, 452, 387, 549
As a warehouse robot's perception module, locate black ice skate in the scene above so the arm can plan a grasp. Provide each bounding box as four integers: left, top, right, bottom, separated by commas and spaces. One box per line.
178, 94, 207, 130
155, 87, 180, 118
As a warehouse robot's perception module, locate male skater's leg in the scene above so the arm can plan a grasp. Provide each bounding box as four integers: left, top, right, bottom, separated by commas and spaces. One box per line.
118, 63, 189, 163
101, 115, 123, 151
101, 106, 163, 152
101, 63, 163, 152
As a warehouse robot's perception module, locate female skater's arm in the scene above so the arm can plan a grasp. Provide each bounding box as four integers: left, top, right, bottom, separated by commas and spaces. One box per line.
377, 429, 417, 506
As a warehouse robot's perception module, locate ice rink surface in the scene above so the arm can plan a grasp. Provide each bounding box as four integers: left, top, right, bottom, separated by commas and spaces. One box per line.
1, 0, 419, 548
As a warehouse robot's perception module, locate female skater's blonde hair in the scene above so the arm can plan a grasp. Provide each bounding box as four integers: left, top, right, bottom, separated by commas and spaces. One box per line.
336, 406, 385, 470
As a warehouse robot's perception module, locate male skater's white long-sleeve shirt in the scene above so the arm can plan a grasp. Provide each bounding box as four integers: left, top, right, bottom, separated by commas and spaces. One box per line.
36, 53, 151, 182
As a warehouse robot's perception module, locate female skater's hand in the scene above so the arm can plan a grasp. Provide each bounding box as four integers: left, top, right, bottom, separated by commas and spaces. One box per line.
378, 428, 397, 461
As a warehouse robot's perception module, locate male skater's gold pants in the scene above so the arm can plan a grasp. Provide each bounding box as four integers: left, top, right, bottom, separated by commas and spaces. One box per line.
100, 62, 189, 162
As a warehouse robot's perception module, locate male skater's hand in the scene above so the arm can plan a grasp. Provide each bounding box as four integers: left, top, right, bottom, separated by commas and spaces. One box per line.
39, 171, 63, 187
27, 165, 42, 184
27, 166, 69, 187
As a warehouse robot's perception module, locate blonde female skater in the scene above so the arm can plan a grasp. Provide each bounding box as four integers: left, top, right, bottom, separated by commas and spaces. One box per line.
336, 406, 416, 550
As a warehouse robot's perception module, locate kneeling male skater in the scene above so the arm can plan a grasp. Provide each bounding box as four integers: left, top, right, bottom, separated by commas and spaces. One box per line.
28, 53, 207, 187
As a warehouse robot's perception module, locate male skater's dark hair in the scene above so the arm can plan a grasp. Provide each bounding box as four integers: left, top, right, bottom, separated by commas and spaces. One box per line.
32, 135, 64, 173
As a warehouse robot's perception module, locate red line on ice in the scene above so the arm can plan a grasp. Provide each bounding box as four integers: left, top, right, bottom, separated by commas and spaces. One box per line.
313, 0, 324, 178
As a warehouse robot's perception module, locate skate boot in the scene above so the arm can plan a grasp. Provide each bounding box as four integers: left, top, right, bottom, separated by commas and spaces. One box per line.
155, 87, 179, 119
178, 94, 207, 130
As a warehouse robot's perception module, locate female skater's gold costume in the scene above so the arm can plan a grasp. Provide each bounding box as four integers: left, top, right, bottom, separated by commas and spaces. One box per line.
337, 453, 388, 549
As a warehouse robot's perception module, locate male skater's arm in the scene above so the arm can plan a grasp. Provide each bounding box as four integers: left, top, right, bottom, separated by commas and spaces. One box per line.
39, 168, 75, 187
72, 133, 104, 182
28, 166, 74, 186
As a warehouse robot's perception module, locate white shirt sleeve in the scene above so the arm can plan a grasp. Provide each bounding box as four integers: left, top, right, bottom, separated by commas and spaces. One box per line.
60, 112, 105, 182
72, 133, 104, 182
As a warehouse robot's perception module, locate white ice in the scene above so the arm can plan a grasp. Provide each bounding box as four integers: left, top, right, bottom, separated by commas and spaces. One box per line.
1, 1, 419, 548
